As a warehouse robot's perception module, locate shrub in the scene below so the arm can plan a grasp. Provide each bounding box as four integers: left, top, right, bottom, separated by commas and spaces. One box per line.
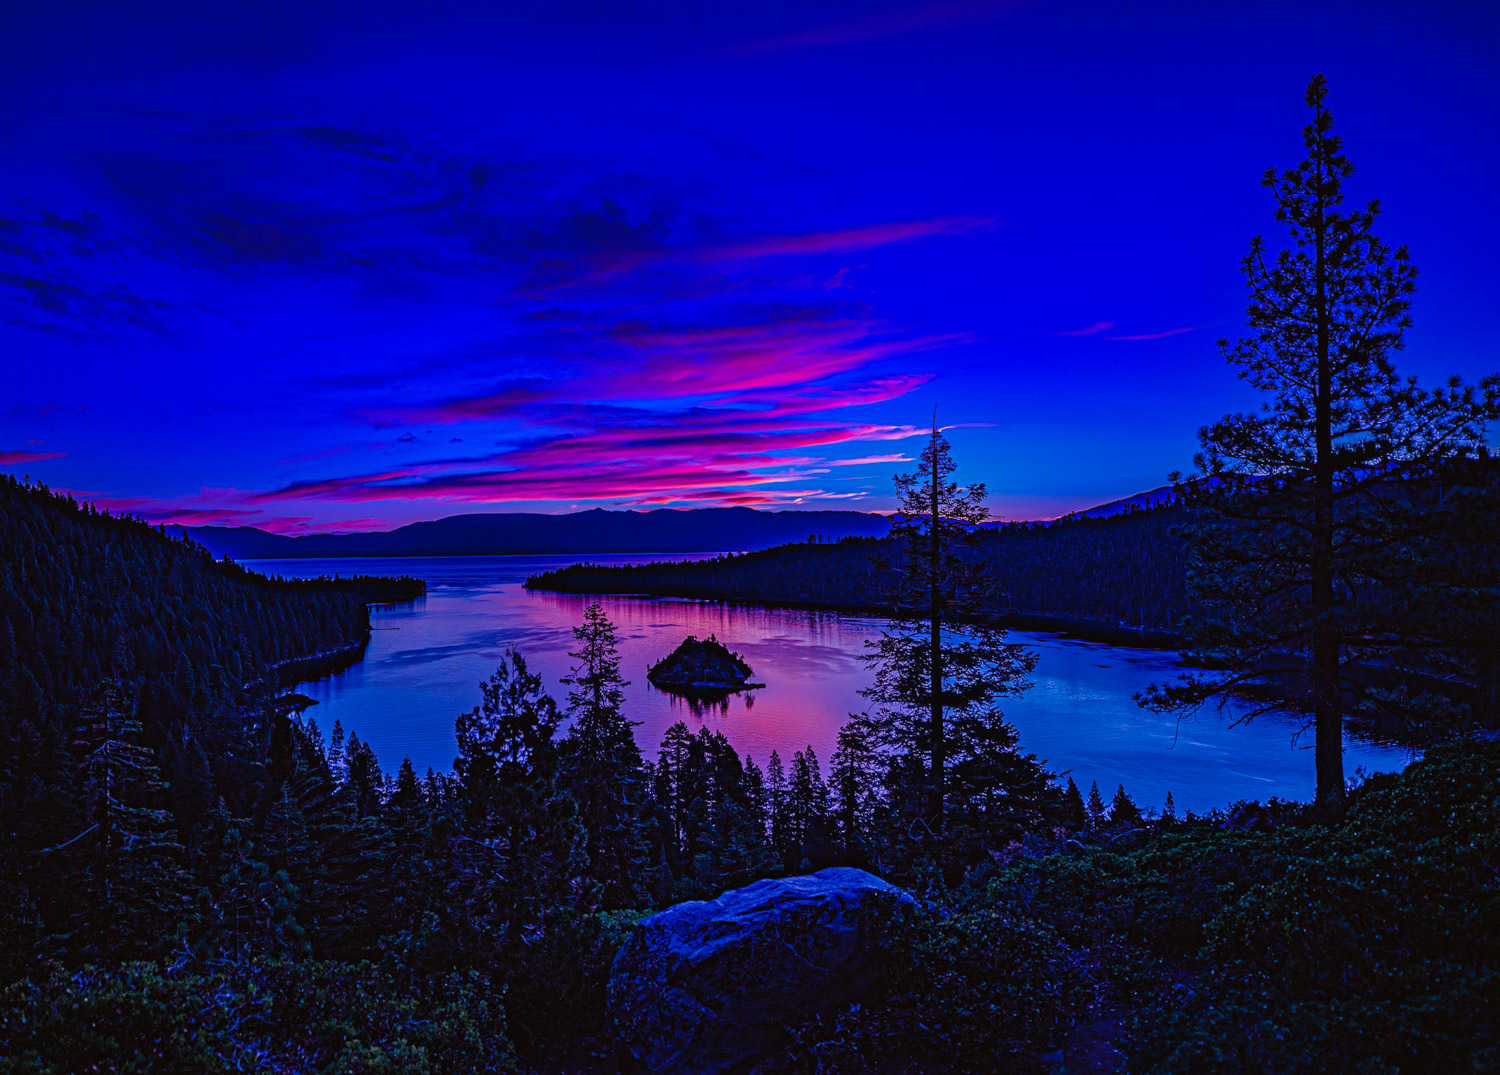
0, 959, 516, 1074
1128, 741, 1500, 1073
774, 899, 1094, 1073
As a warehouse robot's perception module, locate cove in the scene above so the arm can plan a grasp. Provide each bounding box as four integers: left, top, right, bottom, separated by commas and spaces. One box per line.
248, 555, 1414, 816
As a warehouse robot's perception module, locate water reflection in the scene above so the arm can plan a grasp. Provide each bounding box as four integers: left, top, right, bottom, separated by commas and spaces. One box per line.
247, 555, 1415, 815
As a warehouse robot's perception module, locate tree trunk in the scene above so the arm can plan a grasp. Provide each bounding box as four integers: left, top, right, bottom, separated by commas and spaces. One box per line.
928, 427, 945, 828
1311, 131, 1345, 813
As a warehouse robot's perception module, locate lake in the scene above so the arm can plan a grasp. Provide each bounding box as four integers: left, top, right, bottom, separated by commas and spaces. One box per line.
247, 555, 1415, 816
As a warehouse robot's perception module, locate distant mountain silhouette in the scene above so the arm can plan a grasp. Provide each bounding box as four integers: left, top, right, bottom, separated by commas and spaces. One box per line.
175, 507, 892, 559
1058, 485, 1176, 521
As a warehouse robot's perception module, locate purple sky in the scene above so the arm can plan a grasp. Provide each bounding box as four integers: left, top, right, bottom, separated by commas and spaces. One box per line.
4, 0, 1497, 532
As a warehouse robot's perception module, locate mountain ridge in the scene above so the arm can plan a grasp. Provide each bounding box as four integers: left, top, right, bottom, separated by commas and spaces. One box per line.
174, 506, 893, 559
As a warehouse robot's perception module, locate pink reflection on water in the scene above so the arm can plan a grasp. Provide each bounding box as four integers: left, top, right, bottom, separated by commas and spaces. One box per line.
521, 590, 881, 768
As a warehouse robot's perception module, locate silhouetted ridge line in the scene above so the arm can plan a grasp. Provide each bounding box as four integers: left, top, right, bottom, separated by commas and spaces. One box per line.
175, 506, 891, 559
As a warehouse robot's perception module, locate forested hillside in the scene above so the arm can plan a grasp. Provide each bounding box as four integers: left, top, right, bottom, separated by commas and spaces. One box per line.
0, 476, 423, 720
526, 505, 1191, 641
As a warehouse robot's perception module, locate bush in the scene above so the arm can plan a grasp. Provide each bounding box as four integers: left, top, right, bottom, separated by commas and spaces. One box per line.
501, 908, 645, 1051
0, 959, 516, 1074
1128, 741, 1500, 1073
773, 899, 1094, 1073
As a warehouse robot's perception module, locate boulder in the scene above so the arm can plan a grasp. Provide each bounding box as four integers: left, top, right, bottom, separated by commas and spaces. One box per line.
607, 867, 914, 1074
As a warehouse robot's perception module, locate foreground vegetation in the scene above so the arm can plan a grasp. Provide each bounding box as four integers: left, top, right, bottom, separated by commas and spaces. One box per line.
2, 678, 1494, 1073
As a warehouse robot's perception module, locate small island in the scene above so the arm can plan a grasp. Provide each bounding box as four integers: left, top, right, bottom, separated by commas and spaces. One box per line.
647, 634, 765, 698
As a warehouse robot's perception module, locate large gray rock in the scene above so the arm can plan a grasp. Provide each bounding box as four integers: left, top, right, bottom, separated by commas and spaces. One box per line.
607, 867, 914, 1074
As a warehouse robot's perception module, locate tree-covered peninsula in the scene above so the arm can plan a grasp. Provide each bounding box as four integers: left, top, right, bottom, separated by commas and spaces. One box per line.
527, 501, 1191, 645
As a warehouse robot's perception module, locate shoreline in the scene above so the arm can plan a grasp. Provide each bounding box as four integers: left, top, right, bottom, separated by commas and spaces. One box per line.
525, 583, 1187, 651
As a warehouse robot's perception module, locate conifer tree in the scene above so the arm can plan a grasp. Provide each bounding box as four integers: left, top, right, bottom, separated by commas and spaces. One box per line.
785, 748, 829, 863
1085, 780, 1107, 830
1110, 783, 1142, 828
765, 749, 787, 856
454, 650, 585, 944
829, 724, 881, 850
1062, 777, 1087, 831
861, 422, 1038, 828
67, 682, 187, 959
654, 722, 696, 862
1142, 75, 1500, 810
559, 605, 646, 905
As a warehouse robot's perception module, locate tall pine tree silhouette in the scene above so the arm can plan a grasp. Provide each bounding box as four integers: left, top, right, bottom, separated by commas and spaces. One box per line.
860, 421, 1037, 829
560, 604, 646, 905
1141, 75, 1500, 810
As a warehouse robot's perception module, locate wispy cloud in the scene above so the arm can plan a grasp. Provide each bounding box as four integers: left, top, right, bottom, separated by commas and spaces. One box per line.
251, 413, 929, 511
527, 216, 997, 295
1056, 320, 1114, 336
692, 218, 996, 262
1105, 326, 1193, 341
0, 448, 66, 464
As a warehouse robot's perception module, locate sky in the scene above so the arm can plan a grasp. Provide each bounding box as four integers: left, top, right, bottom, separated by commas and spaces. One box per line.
3, 0, 1497, 532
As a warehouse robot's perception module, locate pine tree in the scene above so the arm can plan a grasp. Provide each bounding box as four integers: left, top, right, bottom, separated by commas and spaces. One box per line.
862, 422, 1038, 828
66, 681, 188, 959
559, 605, 647, 906
1062, 777, 1087, 831
1085, 780, 1107, 830
654, 722, 696, 865
1110, 784, 1142, 828
454, 650, 585, 945
785, 748, 830, 865
765, 749, 787, 857
829, 724, 881, 850
1141, 75, 1500, 811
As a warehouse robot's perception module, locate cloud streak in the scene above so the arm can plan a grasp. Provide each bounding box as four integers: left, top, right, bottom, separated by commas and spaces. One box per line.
1105, 326, 1194, 341
1056, 320, 1114, 336
0, 448, 66, 464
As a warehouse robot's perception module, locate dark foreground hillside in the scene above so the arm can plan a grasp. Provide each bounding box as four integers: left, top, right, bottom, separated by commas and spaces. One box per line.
527, 505, 1191, 643
1, 712, 1494, 1073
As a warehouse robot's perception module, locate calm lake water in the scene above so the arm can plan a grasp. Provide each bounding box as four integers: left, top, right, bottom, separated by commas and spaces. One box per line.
247, 555, 1415, 816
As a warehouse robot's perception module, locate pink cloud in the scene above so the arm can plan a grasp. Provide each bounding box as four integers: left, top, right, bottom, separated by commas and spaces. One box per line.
126, 278, 960, 529
252, 413, 930, 509
91, 496, 316, 532
693, 217, 997, 262
371, 312, 954, 428
1105, 326, 1194, 341
1055, 320, 1114, 336
0, 449, 66, 464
